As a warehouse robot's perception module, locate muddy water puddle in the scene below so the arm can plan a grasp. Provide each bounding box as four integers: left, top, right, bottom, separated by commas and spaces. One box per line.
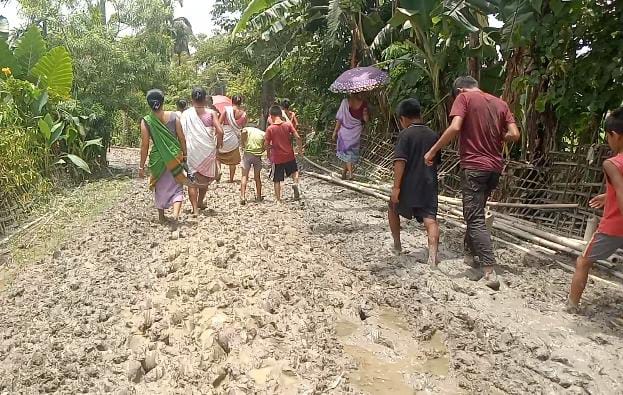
337, 308, 461, 394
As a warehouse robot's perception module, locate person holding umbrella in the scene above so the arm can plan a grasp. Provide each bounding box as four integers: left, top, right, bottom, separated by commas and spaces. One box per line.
333, 93, 369, 179
329, 66, 388, 180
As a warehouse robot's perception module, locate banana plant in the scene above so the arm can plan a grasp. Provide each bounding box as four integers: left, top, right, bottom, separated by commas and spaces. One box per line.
38, 113, 101, 174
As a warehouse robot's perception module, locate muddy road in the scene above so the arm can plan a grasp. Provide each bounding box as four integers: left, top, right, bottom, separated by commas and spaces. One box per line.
1, 148, 623, 394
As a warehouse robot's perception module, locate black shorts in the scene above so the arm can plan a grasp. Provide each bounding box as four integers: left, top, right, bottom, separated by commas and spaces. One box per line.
272, 160, 298, 182
389, 202, 437, 223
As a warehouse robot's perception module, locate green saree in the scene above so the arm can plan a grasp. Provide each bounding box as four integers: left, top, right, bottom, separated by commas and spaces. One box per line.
143, 113, 186, 190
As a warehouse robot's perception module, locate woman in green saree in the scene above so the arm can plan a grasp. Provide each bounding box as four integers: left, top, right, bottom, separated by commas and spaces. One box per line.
139, 89, 188, 223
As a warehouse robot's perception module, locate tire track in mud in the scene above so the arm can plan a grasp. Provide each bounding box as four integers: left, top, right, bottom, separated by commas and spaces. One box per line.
1, 152, 623, 394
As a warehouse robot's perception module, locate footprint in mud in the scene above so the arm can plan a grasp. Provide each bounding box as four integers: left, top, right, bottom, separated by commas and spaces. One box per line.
335, 307, 459, 394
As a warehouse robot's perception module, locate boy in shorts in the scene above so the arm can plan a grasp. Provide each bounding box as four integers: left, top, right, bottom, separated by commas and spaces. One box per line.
240, 125, 266, 205
568, 108, 623, 311
389, 98, 440, 266
265, 105, 303, 202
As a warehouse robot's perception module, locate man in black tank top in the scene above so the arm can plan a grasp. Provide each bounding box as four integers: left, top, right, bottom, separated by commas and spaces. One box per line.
389, 98, 440, 267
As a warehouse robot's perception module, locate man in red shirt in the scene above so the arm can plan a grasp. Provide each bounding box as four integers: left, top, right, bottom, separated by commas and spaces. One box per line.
265, 105, 303, 202
425, 76, 520, 290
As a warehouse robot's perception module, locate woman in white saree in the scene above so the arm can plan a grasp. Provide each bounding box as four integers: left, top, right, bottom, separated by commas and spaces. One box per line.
181, 87, 224, 214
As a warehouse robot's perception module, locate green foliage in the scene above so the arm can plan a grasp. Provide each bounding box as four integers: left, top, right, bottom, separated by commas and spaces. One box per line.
233, 0, 272, 34
0, 41, 20, 76
0, 23, 105, 213
14, 25, 46, 76
31, 46, 74, 97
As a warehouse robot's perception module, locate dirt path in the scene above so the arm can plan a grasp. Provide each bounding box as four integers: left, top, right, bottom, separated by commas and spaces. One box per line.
1, 148, 623, 394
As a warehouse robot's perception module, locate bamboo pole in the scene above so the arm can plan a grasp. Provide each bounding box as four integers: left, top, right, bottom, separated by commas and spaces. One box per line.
440, 214, 621, 289
304, 167, 623, 281
304, 171, 391, 202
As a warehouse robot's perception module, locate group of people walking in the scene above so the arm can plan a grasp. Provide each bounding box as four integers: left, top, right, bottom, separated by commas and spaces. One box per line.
139, 75, 623, 312
387, 75, 623, 311
139, 87, 304, 223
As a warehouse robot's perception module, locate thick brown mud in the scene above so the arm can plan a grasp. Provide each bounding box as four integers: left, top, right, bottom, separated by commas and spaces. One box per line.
1, 148, 623, 394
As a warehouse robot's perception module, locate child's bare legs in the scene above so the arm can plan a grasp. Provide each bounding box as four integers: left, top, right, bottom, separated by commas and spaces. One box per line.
254, 166, 262, 200
423, 217, 440, 266
569, 256, 593, 307
240, 166, 250, 202
274, 182, 282, 202
388, 203, 402, 251
291, 171, 300, 200
188, 187, 199, 214
228, 164, 237, 183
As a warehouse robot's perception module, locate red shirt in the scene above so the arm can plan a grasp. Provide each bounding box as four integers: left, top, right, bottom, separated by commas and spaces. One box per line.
265, 121, 296, 164
598, 153, 623, 236
450, 91, 515, 173
349, 102, 368, 120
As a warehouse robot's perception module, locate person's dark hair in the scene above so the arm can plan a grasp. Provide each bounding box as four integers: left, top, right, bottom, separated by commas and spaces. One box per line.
452, 76, 478, 97
176, 99, 187, 111
232, 95, 243, 105
396, 98, 421, 119
146, 89, 165, 111
281, 99, 291, 109
269, 105, 283, 117
191, 86, 207, 103
605, 107, 623, 134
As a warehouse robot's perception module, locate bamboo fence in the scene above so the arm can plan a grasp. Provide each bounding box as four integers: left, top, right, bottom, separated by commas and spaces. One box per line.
314, 128, 609, 238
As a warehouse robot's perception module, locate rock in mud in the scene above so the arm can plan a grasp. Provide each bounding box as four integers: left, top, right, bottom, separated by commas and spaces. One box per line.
212, 366, 228, 388
262, 290, 282, 314
141, 350, 158, 373
144, 365, 165, 383
166, 286, 180, 299
168, 258, 186, 274
207, 280, 226, 294
127, 360, 144, 383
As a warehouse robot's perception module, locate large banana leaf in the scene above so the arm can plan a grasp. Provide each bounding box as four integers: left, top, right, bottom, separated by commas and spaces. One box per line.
263, 51, 286, 80
233, 0, 273, 35
66, 154, 91, 174
14, 25, 46, 76
370, 24, 396, 54
31, 46, 74, 98
249, 0, 303, 39
0, 40, 20, 76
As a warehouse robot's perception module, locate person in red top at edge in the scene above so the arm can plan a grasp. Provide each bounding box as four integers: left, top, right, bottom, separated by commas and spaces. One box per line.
265, 105, 303, 202
568, 108, 623, 312
424, 76, 520, 290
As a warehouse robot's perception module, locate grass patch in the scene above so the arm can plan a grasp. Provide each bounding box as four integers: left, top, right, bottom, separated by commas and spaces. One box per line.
6, 176, 132, 267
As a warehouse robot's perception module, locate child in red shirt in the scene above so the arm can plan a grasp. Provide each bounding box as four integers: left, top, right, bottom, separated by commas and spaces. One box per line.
569, 107, 623, 311
264, 105, 303, 202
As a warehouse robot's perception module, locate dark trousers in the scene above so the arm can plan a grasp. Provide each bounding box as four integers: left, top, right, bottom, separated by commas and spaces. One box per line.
462, 170, 500, 266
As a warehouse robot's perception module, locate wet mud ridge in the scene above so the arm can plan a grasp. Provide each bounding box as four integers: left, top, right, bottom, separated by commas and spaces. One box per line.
2, 152, 623, 394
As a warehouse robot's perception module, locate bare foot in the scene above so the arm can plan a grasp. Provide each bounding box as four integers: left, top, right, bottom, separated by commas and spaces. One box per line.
389, 241, 402, 255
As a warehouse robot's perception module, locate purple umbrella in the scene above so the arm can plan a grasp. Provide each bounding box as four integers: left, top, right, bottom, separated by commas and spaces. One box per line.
329, 66, 389, 94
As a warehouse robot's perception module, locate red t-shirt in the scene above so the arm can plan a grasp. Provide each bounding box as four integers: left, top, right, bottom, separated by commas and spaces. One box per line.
598, 153, 623, 236
349, 102, 368, 120
265, 121, 296, 164
449, 91, 515, 173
